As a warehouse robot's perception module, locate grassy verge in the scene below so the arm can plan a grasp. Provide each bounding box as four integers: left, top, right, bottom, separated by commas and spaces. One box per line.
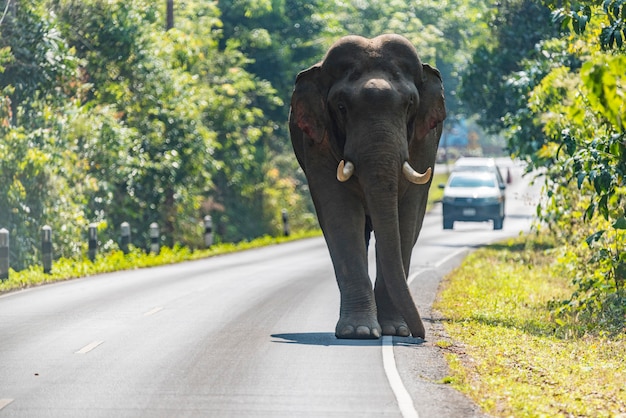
428, 172, 448, 211
0, 230, 321, 294
434, 235, 626, 417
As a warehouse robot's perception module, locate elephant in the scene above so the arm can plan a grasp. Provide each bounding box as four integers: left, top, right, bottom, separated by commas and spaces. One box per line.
288, 34, 446, 339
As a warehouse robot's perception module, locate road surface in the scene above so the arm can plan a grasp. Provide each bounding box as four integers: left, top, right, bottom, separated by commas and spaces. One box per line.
0, 159, 541, 417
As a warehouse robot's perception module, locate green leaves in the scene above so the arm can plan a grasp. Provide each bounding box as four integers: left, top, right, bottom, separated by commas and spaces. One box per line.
603, 0, 626, 30
581, 56, 626, 131
552, 1, 626, 50
487, 2, 626, 333
461, 1, 559, 133
1, 0, 284, 267
552, 5, 592, 34
613, 217, 626, 229
585, 230, 605, 246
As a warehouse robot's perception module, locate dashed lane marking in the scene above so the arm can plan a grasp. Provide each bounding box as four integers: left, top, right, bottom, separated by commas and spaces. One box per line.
0, 399, 14, 410
75, 340, 104, 354
143, 307, 163, 316
382, 336, 419, 418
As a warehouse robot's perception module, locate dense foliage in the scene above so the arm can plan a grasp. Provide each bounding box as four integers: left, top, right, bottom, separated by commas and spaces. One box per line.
1, 0, 493, 270
459, 0, 560, 133
461, 0, 625, 333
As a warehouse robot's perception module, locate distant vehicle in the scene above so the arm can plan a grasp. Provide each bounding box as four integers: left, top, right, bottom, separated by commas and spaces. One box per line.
439, 170, 506, 230
452, 157, 507, 189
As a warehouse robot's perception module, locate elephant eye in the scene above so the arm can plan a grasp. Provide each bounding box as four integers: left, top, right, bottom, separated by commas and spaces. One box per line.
407, 93, 418, 111
337, 103, 347, 116
406, 96, 415, 113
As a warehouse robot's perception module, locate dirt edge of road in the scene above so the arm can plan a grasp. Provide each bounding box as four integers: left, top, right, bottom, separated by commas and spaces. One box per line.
393, 248, 490, 418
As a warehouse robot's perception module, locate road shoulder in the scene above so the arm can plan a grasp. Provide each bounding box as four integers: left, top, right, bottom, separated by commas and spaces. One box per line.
394, 250, 489, 418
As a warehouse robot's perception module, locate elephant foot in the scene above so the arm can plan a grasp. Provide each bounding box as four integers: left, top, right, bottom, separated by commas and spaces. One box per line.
379, 318, 411, 337
375, 285, 414, 337
335, 315, 382, 339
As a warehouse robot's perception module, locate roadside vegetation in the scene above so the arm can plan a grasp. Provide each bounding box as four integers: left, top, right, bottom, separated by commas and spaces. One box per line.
460, 0, 625, 311
436, 231, 625, 417
461, 0, 625, 329
436, 1, 625, 414
0, 229, 320, 294
0, 173, 450, 294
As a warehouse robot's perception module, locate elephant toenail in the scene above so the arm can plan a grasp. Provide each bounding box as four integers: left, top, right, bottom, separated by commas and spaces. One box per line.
382, 325, 396, 335
337, 326, 355, 337
355, 326, 371, 336
396, 325, 410, 337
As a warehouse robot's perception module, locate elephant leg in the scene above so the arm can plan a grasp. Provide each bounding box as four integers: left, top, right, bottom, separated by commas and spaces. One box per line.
364, 215, 373, 249
309, 181, 381, 339
374, 246, 410, 337
375, 190, 427, 337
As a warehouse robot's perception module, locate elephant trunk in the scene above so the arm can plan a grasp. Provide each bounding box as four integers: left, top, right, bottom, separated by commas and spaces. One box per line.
360, 159, 426, 338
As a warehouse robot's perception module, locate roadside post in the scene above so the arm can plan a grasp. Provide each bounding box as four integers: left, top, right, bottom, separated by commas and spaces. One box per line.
0, 228, 9, 281
149, 223, 160, 254
204, 215, 213, 248
42, 225, 52, 274
120, 222, 131, 254
281, 209, 290, 237
88, 223, 98, 262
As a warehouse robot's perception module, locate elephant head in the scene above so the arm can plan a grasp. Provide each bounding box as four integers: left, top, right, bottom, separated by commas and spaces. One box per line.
289, 34, 446, 339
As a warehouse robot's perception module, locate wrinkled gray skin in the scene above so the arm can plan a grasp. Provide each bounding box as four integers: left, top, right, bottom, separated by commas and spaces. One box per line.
289, 34, 446, 339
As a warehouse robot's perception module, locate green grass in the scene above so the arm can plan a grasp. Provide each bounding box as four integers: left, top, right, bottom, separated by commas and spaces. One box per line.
435, 235, 626, 417
428, 172, 448, 210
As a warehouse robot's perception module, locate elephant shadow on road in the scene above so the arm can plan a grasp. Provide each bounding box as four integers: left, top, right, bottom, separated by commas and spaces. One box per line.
271, 332, 425, 347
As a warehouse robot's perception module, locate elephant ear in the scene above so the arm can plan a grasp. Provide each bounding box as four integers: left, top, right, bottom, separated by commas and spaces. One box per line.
412, 64, 446, 143
289, 64, 328, 145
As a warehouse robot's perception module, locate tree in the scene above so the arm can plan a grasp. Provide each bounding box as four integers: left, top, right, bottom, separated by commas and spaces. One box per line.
0, 0, 88, 269
51, 0, 221, 247
1, 0, 507, 270
459, 0, 559, 133
549, 0, 626, 50
500, 0, 626, 332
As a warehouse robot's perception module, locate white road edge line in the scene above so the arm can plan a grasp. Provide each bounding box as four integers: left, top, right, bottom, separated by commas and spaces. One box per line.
143, 306, 163, 316
0, 399, 14, 410
434, 247, 468, 269
408, 247, 469, 285
384, 246, 468, 417
382, 336, 419, 418
75, 340, 104, 354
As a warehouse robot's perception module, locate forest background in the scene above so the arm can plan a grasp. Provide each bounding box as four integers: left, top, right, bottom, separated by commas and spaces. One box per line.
0, 0, 499, 270
1, 0, 624, 330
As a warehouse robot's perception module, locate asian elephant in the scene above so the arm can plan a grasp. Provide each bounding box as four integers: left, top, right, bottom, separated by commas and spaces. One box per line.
288, 34, 446, 339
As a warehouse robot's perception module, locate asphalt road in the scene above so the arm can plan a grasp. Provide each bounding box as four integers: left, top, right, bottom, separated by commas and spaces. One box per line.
0, 159, 541, 417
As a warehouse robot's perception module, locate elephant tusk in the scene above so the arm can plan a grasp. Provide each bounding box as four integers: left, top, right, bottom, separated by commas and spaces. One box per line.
337, 160, 355, 182
403, 162, 432, 185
